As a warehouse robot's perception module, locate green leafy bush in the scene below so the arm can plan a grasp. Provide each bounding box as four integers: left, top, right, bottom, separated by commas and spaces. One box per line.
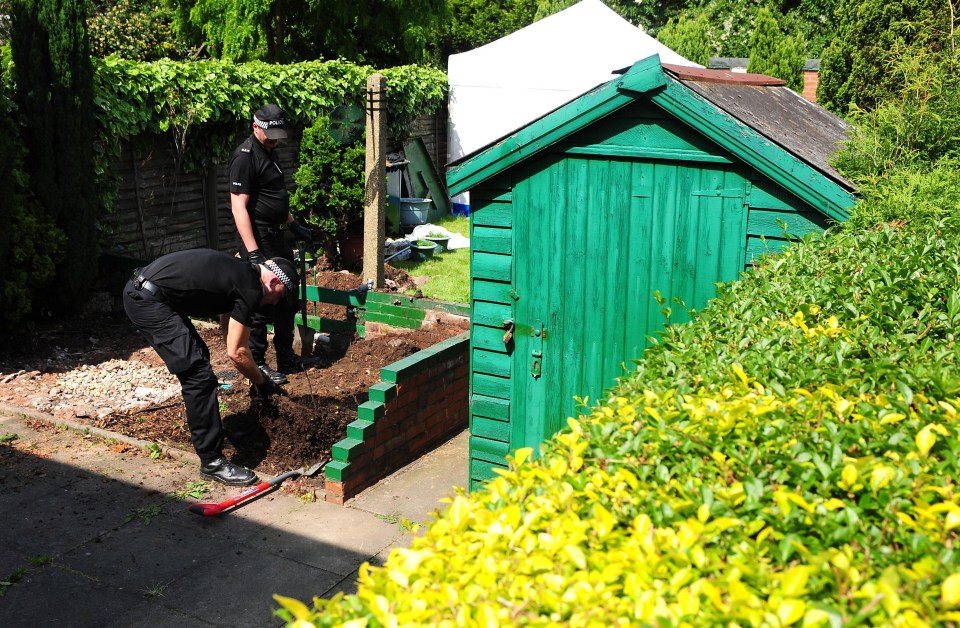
91, 58, 447, 174
88, 0, 190, 61
0, 85, 64, 331
275, 210, 960, 623
290, 114, 365, 256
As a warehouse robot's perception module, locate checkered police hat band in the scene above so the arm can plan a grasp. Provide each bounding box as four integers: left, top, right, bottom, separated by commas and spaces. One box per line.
264, 260, 295, 292
253, 115, 283, 130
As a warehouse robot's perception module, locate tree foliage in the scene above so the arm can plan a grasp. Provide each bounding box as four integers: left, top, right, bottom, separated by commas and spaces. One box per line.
10, 0, 99, 315
440, 0, 537, 58
747, 6, 805, 92
87, 0, 191, 60
290, 114, 366, 258
532, 0, 688, 33
163, 0, 448, 66
818, 0, 953, 114
656, 11, 713, 66
0, 81, 64, 331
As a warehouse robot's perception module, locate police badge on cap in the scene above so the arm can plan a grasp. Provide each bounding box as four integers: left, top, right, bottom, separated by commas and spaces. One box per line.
253, 104, 288, 140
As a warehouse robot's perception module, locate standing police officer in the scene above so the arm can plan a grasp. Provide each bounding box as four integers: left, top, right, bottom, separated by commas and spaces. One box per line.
123, 249, 296, 485
229, 103, 313, 386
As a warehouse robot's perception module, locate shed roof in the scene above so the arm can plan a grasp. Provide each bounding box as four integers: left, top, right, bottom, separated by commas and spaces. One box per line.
447, 54, 855, 222
661, 64, 852, 189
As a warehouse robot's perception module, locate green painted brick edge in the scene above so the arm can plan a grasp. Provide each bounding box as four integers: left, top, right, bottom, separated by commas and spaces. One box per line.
325, 460, 350, 482
347, 419, 376, 440
357, 400, 385, 422
368, 382, 397, 403
381, 332, 470, 383
332, 437, 363, 462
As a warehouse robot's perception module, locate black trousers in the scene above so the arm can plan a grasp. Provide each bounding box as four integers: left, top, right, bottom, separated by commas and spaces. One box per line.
237, 226, 298, 367
122, 279, 223, 464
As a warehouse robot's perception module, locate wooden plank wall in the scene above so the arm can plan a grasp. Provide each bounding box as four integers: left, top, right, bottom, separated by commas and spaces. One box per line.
103, 109, 448, 263
468, 183, 515, 489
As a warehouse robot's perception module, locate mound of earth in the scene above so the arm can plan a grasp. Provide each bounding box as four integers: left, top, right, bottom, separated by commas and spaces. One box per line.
0, 264, 464, 480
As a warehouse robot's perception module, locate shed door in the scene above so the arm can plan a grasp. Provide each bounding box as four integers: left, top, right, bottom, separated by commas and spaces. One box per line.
511, 156, 749, 451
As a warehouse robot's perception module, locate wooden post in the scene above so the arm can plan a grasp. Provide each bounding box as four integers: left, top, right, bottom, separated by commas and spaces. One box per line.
363, 74, 386, 288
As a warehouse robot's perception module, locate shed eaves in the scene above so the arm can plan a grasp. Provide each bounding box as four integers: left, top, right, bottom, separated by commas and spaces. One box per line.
662, 64, 853, 191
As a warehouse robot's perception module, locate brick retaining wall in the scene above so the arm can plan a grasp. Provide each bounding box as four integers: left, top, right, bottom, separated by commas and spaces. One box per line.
325, 331, 470, 504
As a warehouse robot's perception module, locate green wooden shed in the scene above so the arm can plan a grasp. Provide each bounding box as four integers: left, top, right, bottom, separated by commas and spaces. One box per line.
446, 54, 857, 487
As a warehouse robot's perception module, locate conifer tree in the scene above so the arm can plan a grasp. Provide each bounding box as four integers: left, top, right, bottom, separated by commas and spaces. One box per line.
747, 6, 805, 93
10, 0, 99, 313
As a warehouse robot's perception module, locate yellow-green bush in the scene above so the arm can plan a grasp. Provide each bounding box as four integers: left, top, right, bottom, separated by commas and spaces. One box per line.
275, 216, 960, 625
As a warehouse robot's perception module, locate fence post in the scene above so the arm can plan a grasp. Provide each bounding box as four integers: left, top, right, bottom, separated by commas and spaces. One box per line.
363, 73, 386, 289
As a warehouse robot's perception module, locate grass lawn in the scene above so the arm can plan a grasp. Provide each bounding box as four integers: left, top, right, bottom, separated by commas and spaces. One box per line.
391, 213, 470, 305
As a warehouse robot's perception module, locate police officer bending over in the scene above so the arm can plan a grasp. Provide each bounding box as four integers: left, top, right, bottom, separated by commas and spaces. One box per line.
123, 248, 297, 486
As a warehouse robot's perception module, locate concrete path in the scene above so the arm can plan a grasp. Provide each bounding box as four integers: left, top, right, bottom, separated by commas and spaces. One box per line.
0, 408, 468, 627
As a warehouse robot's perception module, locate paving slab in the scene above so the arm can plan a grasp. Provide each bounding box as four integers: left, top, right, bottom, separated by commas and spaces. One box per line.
0, 405, 469, 626
347, 429, 469, 526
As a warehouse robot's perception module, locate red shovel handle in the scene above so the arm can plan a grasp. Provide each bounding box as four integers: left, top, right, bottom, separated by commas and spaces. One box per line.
188, 480, 272, 517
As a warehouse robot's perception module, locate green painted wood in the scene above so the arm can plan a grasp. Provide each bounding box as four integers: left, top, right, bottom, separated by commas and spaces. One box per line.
470, 435, 511, 460
471, 201, 512, 228
472, 324, 510, 354
472, 372, 511, 399
294, 313, 358, 334
472, 225, 512, 254
473, 252, 512, 282
472, 394, 510, 421
470, 458, 506, 486
472, 347, 511, 378
472, 301, 512, 328
567, 145, 733, 163
471, 416, 510, 443
507, 155, 754, 458
747, 208, 828, 238
303, 285, 365, 307
616, 55, 668, 93
364, 311, 423, 330
447, 58, 661, 196
447, 53, 853, 219
403, 137, 451, 213
472, 279, 513, 304
363, 291, 470, 316
366, 301, 428, 323
649, 79, 853, 221
745, 235, 791, 266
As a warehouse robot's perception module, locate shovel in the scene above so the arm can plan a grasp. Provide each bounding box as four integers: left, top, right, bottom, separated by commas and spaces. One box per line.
295, 247, 315, 359
188, 461, 326, 517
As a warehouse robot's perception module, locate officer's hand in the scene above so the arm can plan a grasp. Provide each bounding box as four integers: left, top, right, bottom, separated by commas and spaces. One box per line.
247, 249, 267, 265
288, 219, 313, 243
251, 377, 286, 397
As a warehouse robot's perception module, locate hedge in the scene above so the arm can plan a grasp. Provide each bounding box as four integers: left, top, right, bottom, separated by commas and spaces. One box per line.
275, 216, 960, 626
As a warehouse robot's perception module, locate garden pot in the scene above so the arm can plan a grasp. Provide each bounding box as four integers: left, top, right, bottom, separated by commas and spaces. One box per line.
425, 236, 449, 252
399, 198, 433, 226
410, 243, 436, 262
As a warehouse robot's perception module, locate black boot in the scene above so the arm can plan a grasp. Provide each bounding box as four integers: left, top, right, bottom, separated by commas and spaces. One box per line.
257, 363, 288, 385
200, 457, 258, 486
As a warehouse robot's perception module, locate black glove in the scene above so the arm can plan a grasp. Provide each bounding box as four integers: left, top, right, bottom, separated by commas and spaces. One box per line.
247, 249, 267, 265
288, 219, 313, 243
251, 377, 285, 397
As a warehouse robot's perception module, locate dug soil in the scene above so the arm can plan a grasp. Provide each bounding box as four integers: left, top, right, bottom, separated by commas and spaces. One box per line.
0, 265, 465, 484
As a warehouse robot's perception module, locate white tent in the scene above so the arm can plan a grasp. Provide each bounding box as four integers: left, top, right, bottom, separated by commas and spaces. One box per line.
446, 0, 700, 213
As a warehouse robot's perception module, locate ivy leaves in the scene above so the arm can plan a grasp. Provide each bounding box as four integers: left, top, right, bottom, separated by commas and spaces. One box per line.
91, 57, 447, 172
